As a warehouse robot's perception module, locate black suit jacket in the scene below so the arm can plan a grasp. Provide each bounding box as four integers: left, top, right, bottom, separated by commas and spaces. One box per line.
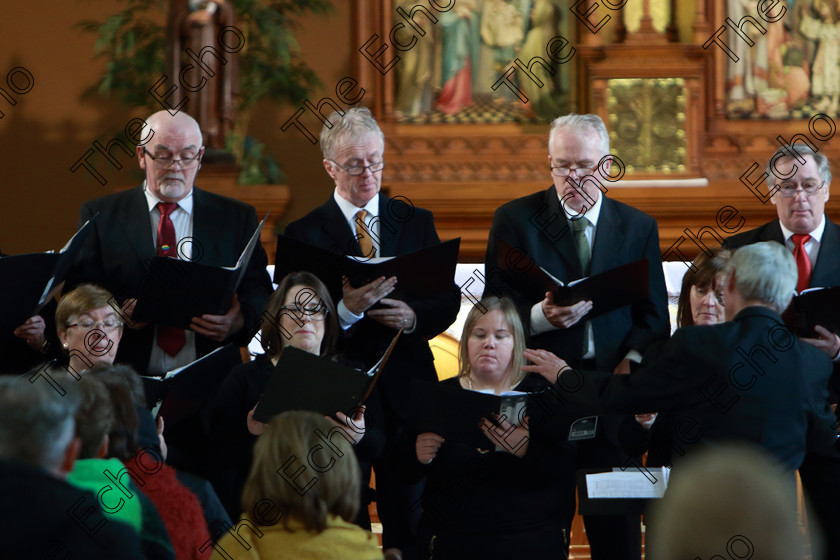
723, 216, 840, 288
66, 185, 272, 374
556, 307, 837, 472
284, 195, 460, 421
0, 459, 145, 559
483, 187, 670, 369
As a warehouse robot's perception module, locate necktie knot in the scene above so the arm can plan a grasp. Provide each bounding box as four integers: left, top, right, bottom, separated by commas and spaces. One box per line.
157, 202, 177, 217
571, 218, 588, 233
791, 233, 811, 248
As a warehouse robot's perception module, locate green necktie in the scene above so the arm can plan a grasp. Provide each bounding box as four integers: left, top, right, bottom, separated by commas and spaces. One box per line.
572, 218, 590, 276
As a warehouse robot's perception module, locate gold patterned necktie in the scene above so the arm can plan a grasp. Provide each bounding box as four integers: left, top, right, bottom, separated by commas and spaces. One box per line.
355, 209, 374, 257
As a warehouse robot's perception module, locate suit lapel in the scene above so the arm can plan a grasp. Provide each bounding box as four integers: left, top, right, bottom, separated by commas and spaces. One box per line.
377, 196, 399, 257
320, 198, 362, 257
812, 218, 840, 287
120, 186, 156, 264
590, 197, 624, 275
539, 187, 582, 279
760, 219, 785, 243
192, 187, 227, 266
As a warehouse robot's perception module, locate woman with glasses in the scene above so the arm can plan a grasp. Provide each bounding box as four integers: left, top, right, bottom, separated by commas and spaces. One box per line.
209, 271, 385, 527
54, 284, 124, 374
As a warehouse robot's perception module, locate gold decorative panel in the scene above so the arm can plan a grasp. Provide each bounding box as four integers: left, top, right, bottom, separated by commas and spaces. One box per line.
607, 78, 687, 173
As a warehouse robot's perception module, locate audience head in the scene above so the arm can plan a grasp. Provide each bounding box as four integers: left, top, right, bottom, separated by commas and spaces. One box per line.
765, 144, 831, 235
320, 107, 385, 208
262, 271, 338, 359
547, 113, 611, 214
676, 248, 730, 328
56, 284, 123, 373
241, 410, 360, 531
0, 376, 81, 476
458, 296, 526, 389
137, 110, 204, 203
88, 364, 144, 462
724, 242, 797, 318
73, 375, 115, 460
649, 444, 807, 560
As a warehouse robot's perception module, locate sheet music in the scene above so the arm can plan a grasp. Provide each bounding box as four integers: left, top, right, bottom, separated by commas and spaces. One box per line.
585, 468, 670, 499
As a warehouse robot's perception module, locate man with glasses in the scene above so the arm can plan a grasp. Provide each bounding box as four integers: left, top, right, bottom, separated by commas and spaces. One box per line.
66, 110, 272, 378
284, 107, 460, 556
724, 144, 840, 560
483, 113, 670, 560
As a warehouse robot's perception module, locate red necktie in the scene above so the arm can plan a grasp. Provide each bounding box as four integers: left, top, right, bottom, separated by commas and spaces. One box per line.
791, 233, 812, 293
156, 202, 186, 356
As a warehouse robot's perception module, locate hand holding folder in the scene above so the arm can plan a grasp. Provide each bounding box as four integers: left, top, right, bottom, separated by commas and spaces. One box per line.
409, 380, 530, 452
496, 237, 650, 319
132, 214, 268, 329
0, 216, 96, 332
252, 328, 402, 424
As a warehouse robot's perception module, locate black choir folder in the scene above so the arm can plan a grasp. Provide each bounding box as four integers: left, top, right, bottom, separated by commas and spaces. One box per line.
791, 286, 840, 338
409, 380, 529, 451
0, 216, 96, 332
133, 214, 268, 329
252, 328, 402, 424
496, 237, 649, 319
142, 344, 241, 427
273, 235, 460, 304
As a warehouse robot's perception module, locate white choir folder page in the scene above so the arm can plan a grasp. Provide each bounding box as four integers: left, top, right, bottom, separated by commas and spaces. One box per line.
585, 467, 670, 499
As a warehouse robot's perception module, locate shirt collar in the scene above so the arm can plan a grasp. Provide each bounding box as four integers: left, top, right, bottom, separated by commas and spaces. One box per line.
559, 188, 604, 227
333, 188, 379, 222
143, 181, 194, 215
779, 214, 825, 243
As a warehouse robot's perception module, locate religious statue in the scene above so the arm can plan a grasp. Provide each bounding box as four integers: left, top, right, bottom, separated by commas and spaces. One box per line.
167, 0, 238, 150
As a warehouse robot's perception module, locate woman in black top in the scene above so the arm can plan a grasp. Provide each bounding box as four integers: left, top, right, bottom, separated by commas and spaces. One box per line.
208, 271, 385, 522
405, 296, 577, 560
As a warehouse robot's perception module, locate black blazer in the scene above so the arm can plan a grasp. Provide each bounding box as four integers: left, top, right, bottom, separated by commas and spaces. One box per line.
556, 306, 838, 472
483, 187, 671, 369
66, 185, 272, 374
723, 216, 840, 289
283, 195, 460, 419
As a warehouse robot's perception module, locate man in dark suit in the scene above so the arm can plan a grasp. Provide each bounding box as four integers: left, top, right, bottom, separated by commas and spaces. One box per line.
724, 144, 840, 560
67, 110, 272, 377
483, 113, 670, 560
283, 107, 460, 554
0, 376, 145, 559
528, 241, 838, 475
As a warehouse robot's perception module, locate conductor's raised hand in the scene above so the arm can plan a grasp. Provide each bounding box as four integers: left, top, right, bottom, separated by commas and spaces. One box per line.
191, 293, 244, 341
366, 298, 416, 331
541, 292, 593, 329
342, 275, 397, 315
416, 432, 445, 464
522, 348, 568, 384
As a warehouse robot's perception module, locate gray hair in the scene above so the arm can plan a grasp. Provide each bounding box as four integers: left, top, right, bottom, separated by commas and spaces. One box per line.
319, 107, 385, 161
726, 242, 797, 313
765, 144, 832, 188
548, 113, 610, 156
0, 374, 80, 471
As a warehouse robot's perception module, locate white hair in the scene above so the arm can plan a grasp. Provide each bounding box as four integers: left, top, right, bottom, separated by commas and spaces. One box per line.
726, 242, 797, 312
548, 113, 610, 156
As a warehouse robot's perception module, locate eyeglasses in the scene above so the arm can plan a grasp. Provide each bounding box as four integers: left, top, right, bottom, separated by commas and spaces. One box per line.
330, 159, 385, 176
550, 163, 600, 177
143, 148, 202, 169
66, 320, 123, 332
279, 304, 329, 320
776, 181, 825, 197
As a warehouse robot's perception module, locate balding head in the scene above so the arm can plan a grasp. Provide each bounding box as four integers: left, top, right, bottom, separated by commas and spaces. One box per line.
137, 111, 204, 202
